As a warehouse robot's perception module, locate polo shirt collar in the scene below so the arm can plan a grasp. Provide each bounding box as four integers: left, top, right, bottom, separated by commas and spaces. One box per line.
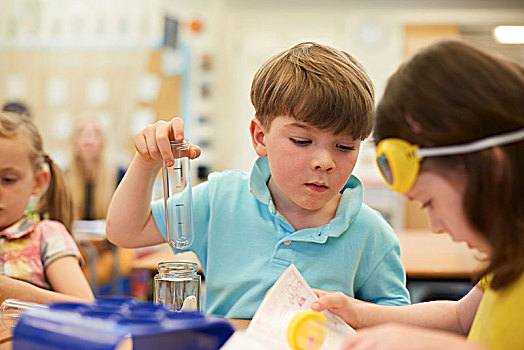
249, 157, 272, 205
248, 157, 364, 238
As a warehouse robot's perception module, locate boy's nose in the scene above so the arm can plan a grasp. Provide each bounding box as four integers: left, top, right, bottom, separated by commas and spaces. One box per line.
311, 150, 335, 172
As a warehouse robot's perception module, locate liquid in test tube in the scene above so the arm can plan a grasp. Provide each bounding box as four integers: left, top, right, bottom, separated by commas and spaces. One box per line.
162, 139, 194, 250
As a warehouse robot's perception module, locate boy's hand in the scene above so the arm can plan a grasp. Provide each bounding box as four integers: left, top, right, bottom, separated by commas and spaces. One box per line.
134, 117, 201, 167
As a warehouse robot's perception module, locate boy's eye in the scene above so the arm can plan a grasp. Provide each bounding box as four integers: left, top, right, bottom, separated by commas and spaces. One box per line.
289, 138, 311, 146
336, 144, 356, 152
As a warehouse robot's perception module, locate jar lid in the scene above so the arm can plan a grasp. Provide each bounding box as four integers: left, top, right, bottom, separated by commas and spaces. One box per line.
286, 310, 328, 350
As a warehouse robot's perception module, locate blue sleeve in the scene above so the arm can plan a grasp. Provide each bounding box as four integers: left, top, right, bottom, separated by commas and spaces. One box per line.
355, 242, 411, 306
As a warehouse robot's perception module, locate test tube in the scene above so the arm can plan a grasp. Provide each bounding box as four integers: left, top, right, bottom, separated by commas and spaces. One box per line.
162, 139, 194, 250
1, 299, 48, 330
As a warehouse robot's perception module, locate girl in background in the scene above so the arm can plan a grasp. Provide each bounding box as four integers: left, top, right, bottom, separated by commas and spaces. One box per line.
0, 112, 94, 303
68, 115, 128, 295
69, 116, 124, 221
312, 40, 524, 349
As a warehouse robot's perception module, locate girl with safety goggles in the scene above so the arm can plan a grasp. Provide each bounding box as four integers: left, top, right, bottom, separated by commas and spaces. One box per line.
312, 40, 524, 350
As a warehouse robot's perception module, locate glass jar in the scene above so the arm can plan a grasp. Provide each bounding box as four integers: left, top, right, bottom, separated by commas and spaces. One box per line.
153, 261, 201, 312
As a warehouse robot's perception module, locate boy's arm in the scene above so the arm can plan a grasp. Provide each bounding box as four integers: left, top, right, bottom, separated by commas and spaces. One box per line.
106, 153, 165, 248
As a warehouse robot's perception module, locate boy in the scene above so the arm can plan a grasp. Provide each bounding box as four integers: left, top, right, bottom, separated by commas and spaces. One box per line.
106, 42, 410, 319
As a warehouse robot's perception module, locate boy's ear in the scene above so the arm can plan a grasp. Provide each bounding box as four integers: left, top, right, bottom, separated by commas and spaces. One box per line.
249, 117, 268, 157
32, 169, 51, 195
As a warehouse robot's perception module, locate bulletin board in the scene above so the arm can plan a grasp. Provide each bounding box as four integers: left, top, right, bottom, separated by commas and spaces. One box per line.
0, 48, 182, 167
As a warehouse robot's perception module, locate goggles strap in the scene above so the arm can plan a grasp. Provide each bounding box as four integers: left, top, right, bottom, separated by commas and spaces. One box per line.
415, 128, 524, 158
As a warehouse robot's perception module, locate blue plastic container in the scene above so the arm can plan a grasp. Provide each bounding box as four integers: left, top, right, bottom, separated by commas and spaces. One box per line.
12, 298, 234, 350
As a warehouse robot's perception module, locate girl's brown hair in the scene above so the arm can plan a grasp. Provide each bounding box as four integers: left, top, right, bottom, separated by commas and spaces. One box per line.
374, 40, 524, 290
250, 42, 375, 140
0, 112, 74, 232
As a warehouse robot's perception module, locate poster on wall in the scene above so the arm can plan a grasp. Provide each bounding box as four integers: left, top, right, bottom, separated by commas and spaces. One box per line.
5, 74, 27, 100
136, 73, 161, 104
46, 77, 69, 106
86, 77, 110, 107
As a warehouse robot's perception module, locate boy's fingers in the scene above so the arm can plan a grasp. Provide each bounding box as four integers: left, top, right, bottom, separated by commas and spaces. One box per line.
170, 117, 185, 142
156, 121, 175, 166
134, 133, 148, 156
135, 127, 161, 163
145, 131, 162, 161
189, 145, 201, 159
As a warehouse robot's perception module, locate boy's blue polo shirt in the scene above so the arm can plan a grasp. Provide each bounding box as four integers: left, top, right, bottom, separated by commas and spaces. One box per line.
151, 157, 410, 318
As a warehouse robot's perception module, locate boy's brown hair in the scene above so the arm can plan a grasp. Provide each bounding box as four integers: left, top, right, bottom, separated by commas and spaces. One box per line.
250, 42, 375, 139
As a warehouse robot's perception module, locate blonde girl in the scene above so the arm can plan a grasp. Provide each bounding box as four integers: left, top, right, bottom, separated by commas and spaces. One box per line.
0, 112, 94, 303
68, 116, 119, 221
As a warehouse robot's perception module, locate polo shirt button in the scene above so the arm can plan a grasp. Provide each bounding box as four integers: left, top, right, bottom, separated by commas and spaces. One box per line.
284, 240, 292, 245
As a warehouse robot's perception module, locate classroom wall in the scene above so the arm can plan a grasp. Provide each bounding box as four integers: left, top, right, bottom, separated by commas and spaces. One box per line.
0, 0, 164, 168
2, 0, 523, 229
211, 2, 524, 173
208, 1, 523, 229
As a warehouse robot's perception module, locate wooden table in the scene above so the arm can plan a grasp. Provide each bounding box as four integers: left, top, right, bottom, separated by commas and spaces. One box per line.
132, 232, 485, 280
73, 220, 121, 294
0, 328, 11, 350
226, 319, 250, 331
398, 229, 485, 279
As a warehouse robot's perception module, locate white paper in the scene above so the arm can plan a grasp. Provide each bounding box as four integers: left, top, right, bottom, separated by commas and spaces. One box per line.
86, 77, 110, 107
72, 220, 106, 241
47, 77, 69, 106
221, 331, 288, 350
51, 110, 73, 140
161, 48, 183, 76
136, 73, 162, 104
221, 264, 355, 349
5, 74, 26, 100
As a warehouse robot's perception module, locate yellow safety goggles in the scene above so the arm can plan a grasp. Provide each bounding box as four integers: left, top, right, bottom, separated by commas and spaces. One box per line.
376, 128, 524, 193
376, 139, 422, 193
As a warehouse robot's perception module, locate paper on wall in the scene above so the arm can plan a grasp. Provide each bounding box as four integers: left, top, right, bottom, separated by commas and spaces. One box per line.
51, 110, 73, 140
86, 77, 110, 107
5, 74, 26, 100
221, 264, 355, 349
46, 76, 69, 106
136, 73, 161, 104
